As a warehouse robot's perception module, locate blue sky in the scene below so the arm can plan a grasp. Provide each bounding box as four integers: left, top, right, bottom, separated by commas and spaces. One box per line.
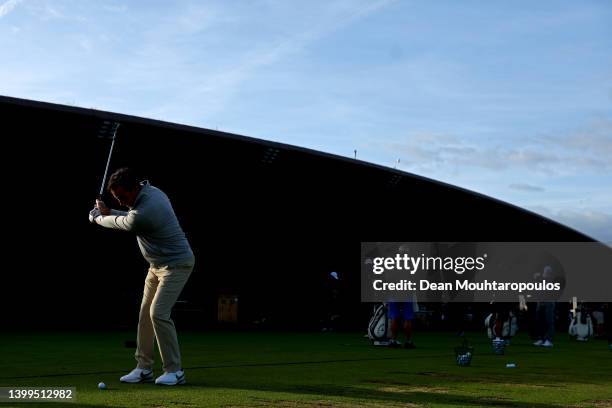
1, 0, 611, 242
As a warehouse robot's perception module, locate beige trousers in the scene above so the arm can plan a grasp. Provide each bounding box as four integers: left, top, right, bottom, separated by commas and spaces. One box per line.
135, 257, 194, 373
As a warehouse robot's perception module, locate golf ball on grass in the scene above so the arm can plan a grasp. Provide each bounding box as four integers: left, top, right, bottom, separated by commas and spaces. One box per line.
98, 382, 107, 390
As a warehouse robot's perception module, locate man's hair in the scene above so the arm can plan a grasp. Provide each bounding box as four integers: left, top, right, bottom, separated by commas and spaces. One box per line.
107, 167, 140, 192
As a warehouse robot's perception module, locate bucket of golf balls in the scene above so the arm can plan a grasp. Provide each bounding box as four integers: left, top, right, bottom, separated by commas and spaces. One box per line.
492, 338, 505, 355
454, 345, 474, 366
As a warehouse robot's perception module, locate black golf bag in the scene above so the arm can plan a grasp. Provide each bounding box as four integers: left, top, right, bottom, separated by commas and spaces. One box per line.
569, 304, 593, 341
367, 303, 392, 346
485, 310, 518, 339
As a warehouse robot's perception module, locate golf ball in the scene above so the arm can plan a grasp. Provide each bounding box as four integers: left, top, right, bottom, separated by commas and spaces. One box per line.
98, 382, 106, 390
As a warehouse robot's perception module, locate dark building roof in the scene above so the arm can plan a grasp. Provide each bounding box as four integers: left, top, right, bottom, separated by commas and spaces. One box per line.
0, 95, 594, 329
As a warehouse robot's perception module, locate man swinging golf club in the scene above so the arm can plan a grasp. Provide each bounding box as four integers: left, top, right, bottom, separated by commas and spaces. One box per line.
89, 167, 195, 386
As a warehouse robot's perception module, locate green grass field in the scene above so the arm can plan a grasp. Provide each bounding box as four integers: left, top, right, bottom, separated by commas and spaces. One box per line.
0, 330, 611, 407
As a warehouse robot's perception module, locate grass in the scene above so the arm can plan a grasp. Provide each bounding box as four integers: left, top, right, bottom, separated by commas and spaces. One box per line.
0, 330, 611, 407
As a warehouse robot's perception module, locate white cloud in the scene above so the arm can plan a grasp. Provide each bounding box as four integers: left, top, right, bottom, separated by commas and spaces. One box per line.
77, 36, 92, 52
386, 118, 612, 177
102, 4, 127, 14
0, 0, 22, 18
552, 119, 612, 157
529, 206, 612, 244
137, 0, 397, 122
509, 184, 545, 193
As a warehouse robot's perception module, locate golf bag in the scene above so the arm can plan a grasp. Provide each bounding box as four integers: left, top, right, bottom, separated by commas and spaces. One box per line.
485, 311, 518, 339
569, 307, 593, 341
368, 303, 392, 346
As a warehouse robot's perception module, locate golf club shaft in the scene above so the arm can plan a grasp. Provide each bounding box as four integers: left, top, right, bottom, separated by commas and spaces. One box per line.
99, 124, 120, 197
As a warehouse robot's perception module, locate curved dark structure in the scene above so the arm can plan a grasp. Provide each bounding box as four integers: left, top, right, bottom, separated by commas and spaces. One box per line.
0, 95, 593, 330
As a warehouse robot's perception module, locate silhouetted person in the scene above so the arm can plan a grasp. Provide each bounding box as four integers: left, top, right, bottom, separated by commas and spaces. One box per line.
90, 168, 194, 385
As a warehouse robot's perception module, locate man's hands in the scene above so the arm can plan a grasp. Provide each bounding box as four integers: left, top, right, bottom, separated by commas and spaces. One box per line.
89, 199, 111, 223
96, 199, 111, 215
89, 207, 101, 223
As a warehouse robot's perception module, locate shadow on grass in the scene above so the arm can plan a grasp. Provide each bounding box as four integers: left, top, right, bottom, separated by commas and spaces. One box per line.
0, 403, 110, 408
0, 385, 570, 408
179, 380, 571, 408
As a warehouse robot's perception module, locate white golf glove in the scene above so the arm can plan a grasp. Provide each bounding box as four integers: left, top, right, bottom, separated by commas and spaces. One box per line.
89, 207, 102, 223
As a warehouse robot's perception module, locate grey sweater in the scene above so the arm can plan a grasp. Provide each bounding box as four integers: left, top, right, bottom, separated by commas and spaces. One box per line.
96, 181, 194, 267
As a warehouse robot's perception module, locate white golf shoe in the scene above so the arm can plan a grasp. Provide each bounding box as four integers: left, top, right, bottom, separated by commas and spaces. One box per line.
120, 368, 154, 383
155, 370, 186, 386
533, 339, 544, 346
542, 340, 554, 348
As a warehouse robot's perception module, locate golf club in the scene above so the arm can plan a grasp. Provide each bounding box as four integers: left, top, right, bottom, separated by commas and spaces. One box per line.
98, 121, 121, 199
